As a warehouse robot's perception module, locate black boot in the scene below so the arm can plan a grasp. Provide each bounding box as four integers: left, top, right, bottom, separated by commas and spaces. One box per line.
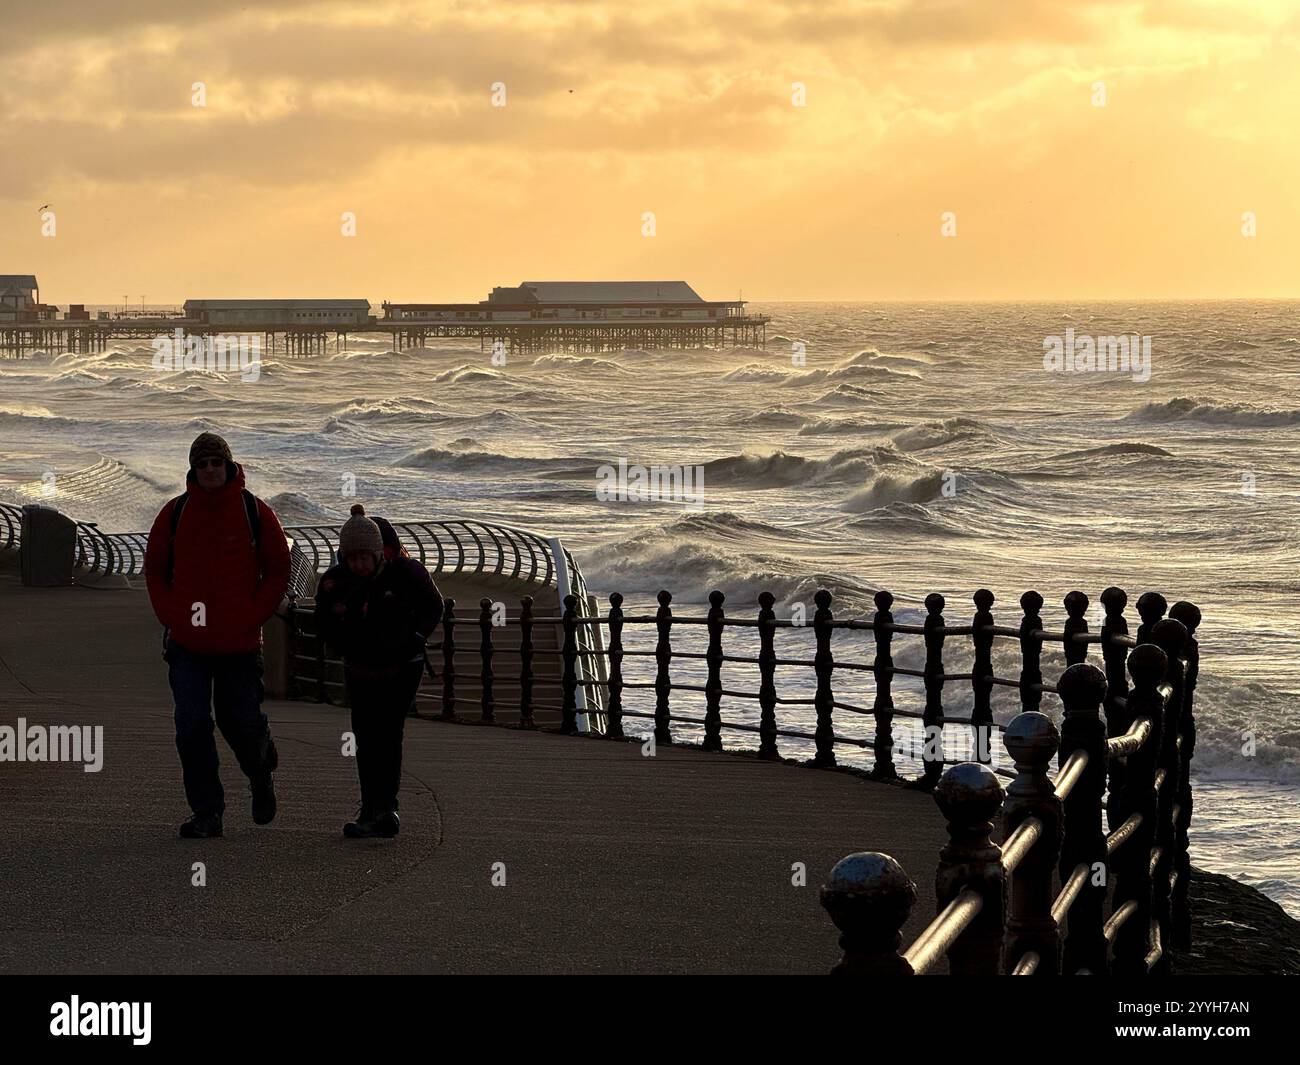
251, 774, 276, 825
251, 735, 278, 825
375, 810, 400, 838
343, 804, 379, 839
180, 812, 223, 838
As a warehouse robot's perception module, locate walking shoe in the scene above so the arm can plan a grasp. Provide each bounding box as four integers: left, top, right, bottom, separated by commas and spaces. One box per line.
179, 813, 223, 839
251, 774, 276, 825
343, 803, 379, 838
375, 810, 400, 838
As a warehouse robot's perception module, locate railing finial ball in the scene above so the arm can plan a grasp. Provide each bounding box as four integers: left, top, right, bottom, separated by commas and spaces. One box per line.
925, 592, 944, 613
444, 596, 455, 609
657, 589, 672, 606
709, 589, 725, 607
521, 594, 534, 608
1003, 711, 1060, 766
758, 590, 776, 609
820, 851, 917, 933
814, 588, 832, 609
479, 596, 492, 609
1151, 617, 1188, 658
934, 762, 1004, 825
1169, 601, 1201, 635
563, 593, 578, 610
973, 588, 994, 610
1127, 643, 1168, 690
1101, 586, 1128, 612
608, 591, 623, 607
1020, 589, 1044, 612
1063, 590, 1089, 617
1137, 590, 1168, 621
1057, 662, 1107, 711
873, 589, 893, 611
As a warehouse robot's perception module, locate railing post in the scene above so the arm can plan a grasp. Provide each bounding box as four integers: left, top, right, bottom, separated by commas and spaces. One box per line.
1062, 590, 1089, 666
812, 588, 836, 767
1167, 601, 1201, 950
1018, 591, 1044, 713
654, 589, 673, 746
605, 592, 625, 740
478, 597, 495, 724
870, 590, 896, 780
1001, 711, 1062, 975
703, 590, 725, 752
519, 595, 536, 729
285, 595, 301, 701
821, 852, 917, 976
1100, 586, 1131, 834
440, 597, 456, 721
971, 589, 994, 765
1135, 591, 1167, 645
1111, 643, 1166, 976
757, 591, 778, 760
1150, 617, 1188, 976
934, 763, 1005, 976
1057, 663, 1110, 975
314, 604, 328, 704
561, 593, 579, 735
919, 593, 946, 788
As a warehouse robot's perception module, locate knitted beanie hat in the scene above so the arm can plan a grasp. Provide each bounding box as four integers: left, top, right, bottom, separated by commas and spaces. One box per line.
339, 503, 383, 560
189, 431, 233, 468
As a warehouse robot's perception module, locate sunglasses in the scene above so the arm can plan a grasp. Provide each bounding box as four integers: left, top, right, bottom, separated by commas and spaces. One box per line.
194, 457, 227, 470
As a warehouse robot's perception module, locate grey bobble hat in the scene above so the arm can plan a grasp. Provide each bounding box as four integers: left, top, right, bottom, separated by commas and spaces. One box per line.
339, 503, 383, 560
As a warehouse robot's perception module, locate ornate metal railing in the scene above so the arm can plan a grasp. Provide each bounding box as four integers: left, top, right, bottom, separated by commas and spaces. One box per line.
818, 594, 1200, 977
288, 580, 1197, 974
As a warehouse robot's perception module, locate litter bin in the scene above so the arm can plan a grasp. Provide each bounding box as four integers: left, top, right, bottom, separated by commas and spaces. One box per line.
20, 504, 77, 586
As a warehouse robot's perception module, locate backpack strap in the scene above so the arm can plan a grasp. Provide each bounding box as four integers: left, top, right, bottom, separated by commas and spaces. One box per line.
241, 489, 261, 551
164, 494, 188, 583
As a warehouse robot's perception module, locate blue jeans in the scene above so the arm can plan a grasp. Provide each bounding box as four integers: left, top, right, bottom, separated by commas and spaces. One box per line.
167, 638, 276, 818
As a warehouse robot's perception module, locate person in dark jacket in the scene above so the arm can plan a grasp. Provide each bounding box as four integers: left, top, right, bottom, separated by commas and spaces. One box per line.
144, 432, 291, 839
314, 504, 442, 838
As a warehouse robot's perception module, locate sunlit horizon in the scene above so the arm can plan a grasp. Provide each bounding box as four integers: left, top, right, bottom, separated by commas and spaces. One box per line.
4, 0, 1299, 303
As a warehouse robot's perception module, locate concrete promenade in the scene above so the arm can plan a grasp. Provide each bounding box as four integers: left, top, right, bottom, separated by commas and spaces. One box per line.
0, 574, 949, 974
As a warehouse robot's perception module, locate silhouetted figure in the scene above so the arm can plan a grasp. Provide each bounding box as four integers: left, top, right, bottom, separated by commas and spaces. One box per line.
314, 504, 442, 838
144, 432, 290, 839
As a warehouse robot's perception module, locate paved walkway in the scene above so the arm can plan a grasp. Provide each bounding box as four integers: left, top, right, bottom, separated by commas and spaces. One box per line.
0, 571, 948, 973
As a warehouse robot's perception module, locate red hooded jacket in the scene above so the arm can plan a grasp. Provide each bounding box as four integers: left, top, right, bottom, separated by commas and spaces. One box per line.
144, 464, 290, 654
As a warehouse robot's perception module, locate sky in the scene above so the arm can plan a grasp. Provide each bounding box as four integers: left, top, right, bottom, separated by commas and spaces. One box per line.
2, 0, 1298, 304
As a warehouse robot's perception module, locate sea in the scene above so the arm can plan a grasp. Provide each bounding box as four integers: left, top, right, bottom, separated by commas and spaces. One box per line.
2, 300, 1298, 916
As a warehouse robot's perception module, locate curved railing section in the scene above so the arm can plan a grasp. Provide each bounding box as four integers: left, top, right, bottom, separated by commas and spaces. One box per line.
282, 518, 557, 592
0, 502, 148, 576
0, 503, 606, 729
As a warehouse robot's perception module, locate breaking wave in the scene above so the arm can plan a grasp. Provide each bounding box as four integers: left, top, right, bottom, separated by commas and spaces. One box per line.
1124, 397, 1300, 428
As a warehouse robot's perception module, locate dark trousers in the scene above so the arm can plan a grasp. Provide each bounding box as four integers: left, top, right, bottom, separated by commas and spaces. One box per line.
347, 660, 423, 817
167, 638, 276, 818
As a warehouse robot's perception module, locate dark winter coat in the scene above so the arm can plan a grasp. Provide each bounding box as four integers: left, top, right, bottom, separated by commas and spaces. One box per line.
313, 555, 443, 671
144, 463, 290, 654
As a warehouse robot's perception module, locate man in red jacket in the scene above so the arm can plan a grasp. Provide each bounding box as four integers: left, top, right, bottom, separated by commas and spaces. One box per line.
144, 432, 291, 838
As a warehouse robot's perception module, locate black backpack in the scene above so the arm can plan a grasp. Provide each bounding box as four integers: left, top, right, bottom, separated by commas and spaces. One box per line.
163, 488, 262, 583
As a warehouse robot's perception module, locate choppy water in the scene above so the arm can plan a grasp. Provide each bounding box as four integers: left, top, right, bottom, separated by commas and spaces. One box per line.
2, 301, 1298, 916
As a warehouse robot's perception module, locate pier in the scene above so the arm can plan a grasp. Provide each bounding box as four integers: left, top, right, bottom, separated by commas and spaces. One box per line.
0, 279, 771, 357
